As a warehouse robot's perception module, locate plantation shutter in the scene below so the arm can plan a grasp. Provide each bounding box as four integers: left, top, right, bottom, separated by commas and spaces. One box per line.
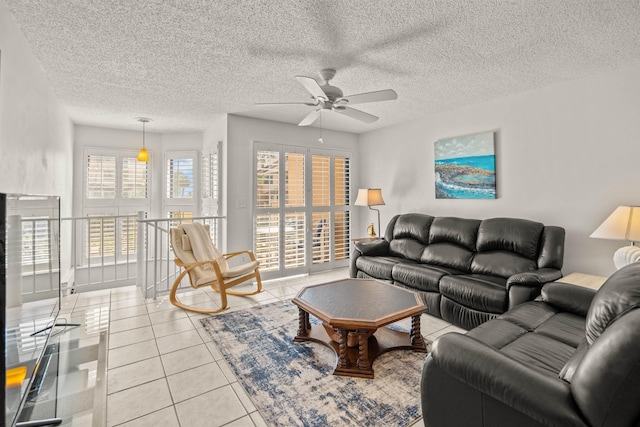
167, 158, 194, 199
21, 218, 51, 267
164, 152, 197, 219
255, 149, 280, 272
284, 152, 306, 269
86, 154, 116, 199
334, 155, 351, 260
121, 157, 148, 199
311, 154, 331, 264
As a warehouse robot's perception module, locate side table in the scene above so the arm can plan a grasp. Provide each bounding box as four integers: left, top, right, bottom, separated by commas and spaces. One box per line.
555, 272, 607, 290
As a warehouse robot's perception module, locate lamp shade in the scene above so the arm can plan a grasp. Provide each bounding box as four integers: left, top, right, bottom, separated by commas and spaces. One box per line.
590, 206, 640, 242
354, 188, 385, 207
137, 148, 149, 162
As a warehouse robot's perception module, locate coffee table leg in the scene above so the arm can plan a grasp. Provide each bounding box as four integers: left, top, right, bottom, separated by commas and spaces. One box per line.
297, 308, 310, 337
337, 329, 349, 369
356, 330, 371, 370
410, 315, 426, 349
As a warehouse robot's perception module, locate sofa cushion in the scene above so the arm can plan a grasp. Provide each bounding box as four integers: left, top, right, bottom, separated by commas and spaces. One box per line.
476, 218, 544, 260
392, 263, 463, 293
388, 214, 433, 260
439, 274, 507, 314
355, 256, 413, 281
421, 242, 474, 271
499, 302, 558, 330
428, 216, 480, 251
585, 262, 640, 345
501, 333, 575, 377
534, 312, 585, 348
471, 251, 537, 278
466, 318, 527, 348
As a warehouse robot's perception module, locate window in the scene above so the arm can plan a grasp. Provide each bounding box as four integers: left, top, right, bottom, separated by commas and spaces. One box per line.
253, 143, 351, 278
167, 158, 194, 199
165, 152, 198, 218
82, 149, 150, 263
201, 145, 221, 216
122, 157, 148, 199
86, 155, 116, 199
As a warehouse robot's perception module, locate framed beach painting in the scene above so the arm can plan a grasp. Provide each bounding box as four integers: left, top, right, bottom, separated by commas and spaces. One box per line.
434, 131, 496, 199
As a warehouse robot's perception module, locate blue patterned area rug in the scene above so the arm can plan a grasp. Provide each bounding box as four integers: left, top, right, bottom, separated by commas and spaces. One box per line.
201, 300, 429, 427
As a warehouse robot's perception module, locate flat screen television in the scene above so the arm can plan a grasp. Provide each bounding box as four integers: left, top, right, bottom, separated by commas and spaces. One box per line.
1, 194, 62, 427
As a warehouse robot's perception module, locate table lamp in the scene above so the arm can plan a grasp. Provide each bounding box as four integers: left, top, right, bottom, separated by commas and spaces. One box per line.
354, 188, 385, 238
590, 206, 640, 269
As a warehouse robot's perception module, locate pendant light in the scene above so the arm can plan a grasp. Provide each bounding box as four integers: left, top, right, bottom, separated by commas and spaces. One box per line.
136, 117, 151, 162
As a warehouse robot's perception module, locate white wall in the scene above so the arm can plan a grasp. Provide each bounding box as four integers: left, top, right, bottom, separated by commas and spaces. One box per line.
225, 114, 359, 254
0, 1, 73, 208
359, 64, 640, 277
0, 1, 74, 275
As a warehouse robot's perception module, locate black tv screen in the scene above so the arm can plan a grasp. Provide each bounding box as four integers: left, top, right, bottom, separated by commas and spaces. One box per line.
1, 194, 61, 427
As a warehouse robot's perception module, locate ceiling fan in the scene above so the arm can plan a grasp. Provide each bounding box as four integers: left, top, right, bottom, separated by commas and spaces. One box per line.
256, 68, 397, 126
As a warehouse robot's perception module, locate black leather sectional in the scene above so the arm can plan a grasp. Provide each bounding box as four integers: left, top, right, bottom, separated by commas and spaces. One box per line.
349, 213, 565, 329
421, 262, 640, 427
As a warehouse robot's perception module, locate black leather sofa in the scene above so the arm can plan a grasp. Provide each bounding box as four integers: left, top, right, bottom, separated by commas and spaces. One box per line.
350, 213, 565, 329
421, 262, 640, 427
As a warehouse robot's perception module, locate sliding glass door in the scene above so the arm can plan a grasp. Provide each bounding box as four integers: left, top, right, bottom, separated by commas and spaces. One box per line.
254, 143, 351, 279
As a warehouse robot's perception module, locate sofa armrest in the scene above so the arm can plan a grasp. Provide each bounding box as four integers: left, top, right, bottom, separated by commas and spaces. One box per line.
353, 239, 389, 256
540, 281, 596, 317
506, 268, 563, 289
505, 268, 564, 309
425, 333, 588, 427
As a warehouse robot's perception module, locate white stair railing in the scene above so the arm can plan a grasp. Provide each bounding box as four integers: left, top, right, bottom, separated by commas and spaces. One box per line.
59, 214, 224, 297
135, 215, 225, 299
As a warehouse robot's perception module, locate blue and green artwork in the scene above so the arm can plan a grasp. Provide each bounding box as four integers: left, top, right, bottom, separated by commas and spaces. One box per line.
434, 131, 496, 199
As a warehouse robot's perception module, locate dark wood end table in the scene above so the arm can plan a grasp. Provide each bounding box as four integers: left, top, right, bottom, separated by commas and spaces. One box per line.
292, 278, 427, 379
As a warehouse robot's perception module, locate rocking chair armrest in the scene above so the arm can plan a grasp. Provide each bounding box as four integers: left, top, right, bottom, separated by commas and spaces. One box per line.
223, 250, 258, 262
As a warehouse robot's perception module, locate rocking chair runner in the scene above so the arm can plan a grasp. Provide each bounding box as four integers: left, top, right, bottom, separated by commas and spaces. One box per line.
169, 223, 262, 314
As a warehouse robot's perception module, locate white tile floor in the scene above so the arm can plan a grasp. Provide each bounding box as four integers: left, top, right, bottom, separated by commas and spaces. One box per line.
57, 268, 465, 427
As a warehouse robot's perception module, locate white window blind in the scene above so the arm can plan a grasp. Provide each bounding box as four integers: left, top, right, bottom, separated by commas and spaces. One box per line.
211, 152, 219, 201
86, 155, 116, 199
168, 211, 193, 227
285, 152, 305, 208
167, 158, 194, 199
119, 215, 138, 256
255, 212, 279, 272
334, 155, 350, 260
122, 157, 148, 199
256, 150, 279, 208
312, 155, 330, 207
312, 212, 331, 264
87, 215, 116, 259
21, 218, 51, 267
201, 155, 211, 199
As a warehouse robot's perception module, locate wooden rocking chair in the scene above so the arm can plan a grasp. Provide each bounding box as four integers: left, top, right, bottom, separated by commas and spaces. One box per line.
169, 223, 262, 314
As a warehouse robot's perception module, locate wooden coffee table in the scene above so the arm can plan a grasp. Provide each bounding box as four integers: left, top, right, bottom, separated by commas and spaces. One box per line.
292, 278, 427, 378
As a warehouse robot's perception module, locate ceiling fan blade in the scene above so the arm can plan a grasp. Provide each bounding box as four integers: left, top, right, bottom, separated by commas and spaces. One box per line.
255, 102, 317, 107
335, 106, 378, 123
295, 76, 327, 100
298, 109, 322, 126
340, 89, 398, 105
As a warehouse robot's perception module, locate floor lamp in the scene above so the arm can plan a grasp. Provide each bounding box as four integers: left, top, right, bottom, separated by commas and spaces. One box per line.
354, 188, 385, 238
590, 206, 640, 269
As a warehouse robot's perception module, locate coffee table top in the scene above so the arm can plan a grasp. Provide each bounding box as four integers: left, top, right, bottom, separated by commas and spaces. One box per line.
292, 278, 424, 329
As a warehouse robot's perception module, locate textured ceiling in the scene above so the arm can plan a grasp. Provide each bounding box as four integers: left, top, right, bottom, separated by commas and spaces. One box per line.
5, 0, 640, 133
